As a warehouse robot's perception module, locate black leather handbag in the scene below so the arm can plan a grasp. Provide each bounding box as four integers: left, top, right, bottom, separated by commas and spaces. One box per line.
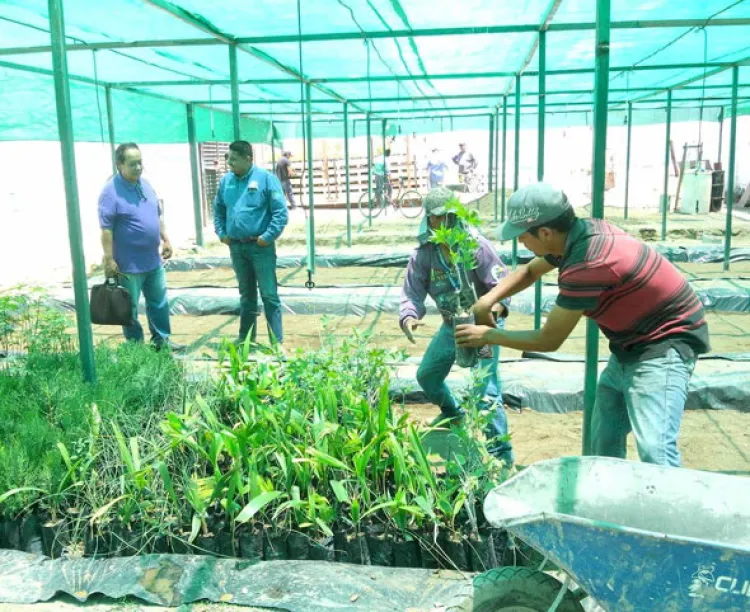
90, 278, 133, 326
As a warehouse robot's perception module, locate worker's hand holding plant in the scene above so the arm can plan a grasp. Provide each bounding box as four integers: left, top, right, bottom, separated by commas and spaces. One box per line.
455, 323, 494, 348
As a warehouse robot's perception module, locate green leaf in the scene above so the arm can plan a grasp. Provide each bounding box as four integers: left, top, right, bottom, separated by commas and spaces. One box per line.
189, 514, 202, 544
414, 495, 436, 519
111, 422, 136, 475
156, 461, 179, 507
236, 491, 282, 524
56, 442, 74, 472
129, 437, 141, 472
306, 448, 351, 472
315, 518, 334, 538
409, 425, 437, 490
377, 378, 389, 436
0, 487, 47, 506
361, 500, 397, 520
90, 495, 129, 524
330, 480, 349, 504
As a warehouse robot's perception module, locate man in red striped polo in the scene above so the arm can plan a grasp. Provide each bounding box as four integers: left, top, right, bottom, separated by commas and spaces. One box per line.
456, 183, 710, 467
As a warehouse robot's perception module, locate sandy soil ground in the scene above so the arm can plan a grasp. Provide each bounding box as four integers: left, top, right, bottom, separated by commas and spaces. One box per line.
91, 311, 750, 362
402, 403, 750, 475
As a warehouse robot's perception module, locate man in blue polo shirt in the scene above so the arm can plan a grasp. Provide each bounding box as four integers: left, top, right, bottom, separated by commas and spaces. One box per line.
214, 140, 289, 345
98, 142, 178, 349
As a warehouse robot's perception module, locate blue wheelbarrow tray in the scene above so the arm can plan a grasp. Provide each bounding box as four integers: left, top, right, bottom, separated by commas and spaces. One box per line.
483, 457, 750, 612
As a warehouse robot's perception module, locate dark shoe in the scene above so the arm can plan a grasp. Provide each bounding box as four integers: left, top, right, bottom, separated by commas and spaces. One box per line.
429, 411, 465, 429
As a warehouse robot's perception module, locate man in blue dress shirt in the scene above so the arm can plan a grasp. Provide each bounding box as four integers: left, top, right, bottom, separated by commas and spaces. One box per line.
214, 140, 289, 345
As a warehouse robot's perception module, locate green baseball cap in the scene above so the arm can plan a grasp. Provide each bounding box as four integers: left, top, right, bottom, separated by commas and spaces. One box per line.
423, 186, 457, 217
497, 183, 572, 241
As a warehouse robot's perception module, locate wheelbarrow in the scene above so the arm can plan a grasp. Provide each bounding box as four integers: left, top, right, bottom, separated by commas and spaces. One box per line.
466, 456, 750, 612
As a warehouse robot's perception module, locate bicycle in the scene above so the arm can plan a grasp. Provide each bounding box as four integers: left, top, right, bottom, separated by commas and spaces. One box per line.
358, 176, 423, 220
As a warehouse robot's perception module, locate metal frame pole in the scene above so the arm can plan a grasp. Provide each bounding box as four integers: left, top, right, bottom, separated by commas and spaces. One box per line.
493, 107, 500, 221
717, 107, 724, 164
105, 85, 116, 175
501, 95, 508, 222
534, 29, 546, 331
186, 103, 204, 247
344, 102, 352, 247
305, 82, 316, 270
229, 44, 241, 140
270, 121, 276, 170
512, 74, 521, 269
624, 101, 632, 219
488, 112, 495, 193
583, 0, 611, 456
48, 0, 96, 383
381, 118, 387, 161
723, 65, 739, 272
381, 118, 387, 212
661, 89, 672, 241
367, 113, 373, 228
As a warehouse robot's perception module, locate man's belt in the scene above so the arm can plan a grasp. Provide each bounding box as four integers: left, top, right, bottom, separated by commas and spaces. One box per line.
231, 236, 259, 243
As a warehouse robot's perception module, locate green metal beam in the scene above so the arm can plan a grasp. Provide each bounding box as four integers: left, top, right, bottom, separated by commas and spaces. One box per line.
105, 85, 116, 174
583, 0, 611, 457
493, 107, 500, 221
624, 101, 632, 220
661, 90, 672, 241
534, 29, 547, 331
512, 75, 521, 269
270, 123, 276, 169
620, 56, 750, 106
344, 102, 351, 248
213, 94, 750, 114
115, 78, 299, 86
116, 82, 750, 97
48, 0, 96, 383
488, 113, 495, 194
229, 45, 240, 140
717, 107, 725, 164
305, 82, 316, 273
3, 18, 750, 56
723, 66, 739, 272
309, 62, 748, 85
186, 103, 204, 247
382, 118, 387, 183
501, 96, 508, 222
366, 114, 373, 228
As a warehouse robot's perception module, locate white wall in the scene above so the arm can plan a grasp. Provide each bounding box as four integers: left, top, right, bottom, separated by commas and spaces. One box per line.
0, 142, 197, 288
0, 117, 747, 287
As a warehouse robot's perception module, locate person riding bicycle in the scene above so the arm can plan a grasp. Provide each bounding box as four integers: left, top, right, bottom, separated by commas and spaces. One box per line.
452, 143, 477, 184
373, 146, 393, 205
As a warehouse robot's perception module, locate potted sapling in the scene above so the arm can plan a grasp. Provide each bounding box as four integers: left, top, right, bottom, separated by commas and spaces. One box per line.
428, 200, 485, 368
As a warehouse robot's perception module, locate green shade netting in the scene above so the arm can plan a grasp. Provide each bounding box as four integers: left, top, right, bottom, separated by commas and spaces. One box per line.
0, 0, 748, 142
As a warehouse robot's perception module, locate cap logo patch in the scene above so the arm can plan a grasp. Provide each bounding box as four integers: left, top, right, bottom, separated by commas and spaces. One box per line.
509, 204, 540, 224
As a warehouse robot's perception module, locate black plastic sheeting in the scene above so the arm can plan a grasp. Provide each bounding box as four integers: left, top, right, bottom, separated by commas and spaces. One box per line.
391, 365, 750, 414
51, 280, 750, 317
0, 551, 471, 610
165, 245, 750, 271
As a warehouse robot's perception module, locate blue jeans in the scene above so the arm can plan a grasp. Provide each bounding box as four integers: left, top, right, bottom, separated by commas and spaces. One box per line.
230, 241, 283, 343
591, 348, 696, 466
416, 321, 513, 463
282, 180, 296, 207
119, 266, 171, 345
